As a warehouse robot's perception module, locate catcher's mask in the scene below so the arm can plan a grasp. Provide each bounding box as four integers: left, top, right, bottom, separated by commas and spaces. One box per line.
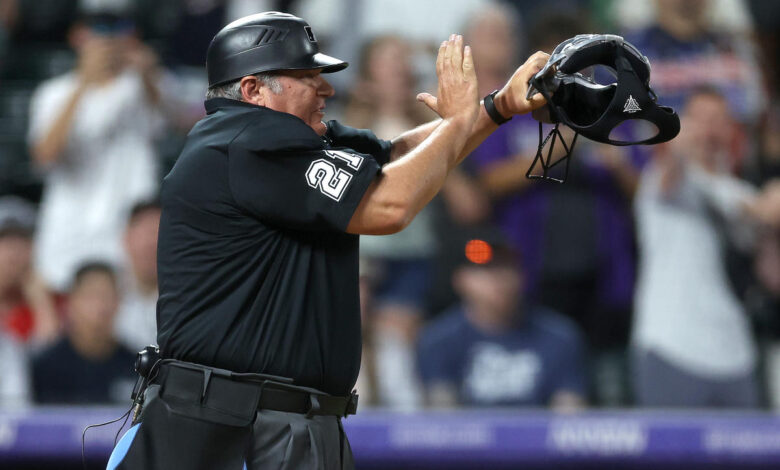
526, 34, 680, 183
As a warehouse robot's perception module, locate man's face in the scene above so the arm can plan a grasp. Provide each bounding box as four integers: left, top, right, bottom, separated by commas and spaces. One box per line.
455, 264, 523, 323
675, 93, 733, 170
467, 11, 516, 76
657, 0, 709, 24
264, 69, 335, 135
69, 271, 119, 339
0, 233, 32, 292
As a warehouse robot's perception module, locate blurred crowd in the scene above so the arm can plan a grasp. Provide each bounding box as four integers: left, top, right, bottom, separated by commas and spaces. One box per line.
1, 0, 780, 412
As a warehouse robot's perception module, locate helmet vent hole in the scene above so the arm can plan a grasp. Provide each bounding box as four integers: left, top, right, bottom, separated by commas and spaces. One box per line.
304, 26, 316, 42
254, 27, 285, 46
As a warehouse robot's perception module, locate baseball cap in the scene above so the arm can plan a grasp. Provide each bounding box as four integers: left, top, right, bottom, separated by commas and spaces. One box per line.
0, 196, 37, 237
459, 228, 519, 268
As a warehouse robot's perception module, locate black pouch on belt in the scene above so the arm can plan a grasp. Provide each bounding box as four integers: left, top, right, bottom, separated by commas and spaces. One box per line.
157, 364, 261, 427
119, 366, 257, 470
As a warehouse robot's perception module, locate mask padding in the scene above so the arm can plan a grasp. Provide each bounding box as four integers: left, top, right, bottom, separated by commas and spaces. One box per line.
553, 82, 616, 127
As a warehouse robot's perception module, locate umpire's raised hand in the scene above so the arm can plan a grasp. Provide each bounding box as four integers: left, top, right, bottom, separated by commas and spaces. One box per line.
417, 34, 480, 128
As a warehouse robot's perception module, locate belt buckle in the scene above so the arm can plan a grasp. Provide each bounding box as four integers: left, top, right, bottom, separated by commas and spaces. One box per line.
305, 394, 321, 419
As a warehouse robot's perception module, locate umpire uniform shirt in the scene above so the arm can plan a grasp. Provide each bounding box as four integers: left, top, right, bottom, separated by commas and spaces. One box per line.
156, 97, 390, 397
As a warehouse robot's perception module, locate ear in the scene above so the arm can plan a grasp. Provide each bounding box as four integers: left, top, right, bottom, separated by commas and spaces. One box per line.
239, 76, 264, 105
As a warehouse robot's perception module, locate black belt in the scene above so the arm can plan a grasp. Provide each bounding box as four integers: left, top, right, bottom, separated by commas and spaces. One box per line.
152, 360, 358, 419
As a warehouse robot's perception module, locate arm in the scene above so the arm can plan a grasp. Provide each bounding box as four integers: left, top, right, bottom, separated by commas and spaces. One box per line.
478, 153, 536, 198
390, 51, 550, 164
30, 39, 115, 167
30, 85, 87, 167
347, 35, 479, 235
347, 118, 472, 234
125, 39, 162, 106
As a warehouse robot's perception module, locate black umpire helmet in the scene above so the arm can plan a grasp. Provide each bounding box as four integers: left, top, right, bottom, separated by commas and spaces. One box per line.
206, 12, 348, 87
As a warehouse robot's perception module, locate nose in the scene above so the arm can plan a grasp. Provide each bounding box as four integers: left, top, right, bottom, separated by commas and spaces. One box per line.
317, 75, 335, 98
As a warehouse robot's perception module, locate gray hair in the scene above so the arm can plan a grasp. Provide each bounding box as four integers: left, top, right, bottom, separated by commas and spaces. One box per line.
205, 72, 283, 100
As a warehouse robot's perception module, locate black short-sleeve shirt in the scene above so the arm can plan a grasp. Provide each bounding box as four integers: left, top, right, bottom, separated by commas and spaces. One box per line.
156, 98, 391, 395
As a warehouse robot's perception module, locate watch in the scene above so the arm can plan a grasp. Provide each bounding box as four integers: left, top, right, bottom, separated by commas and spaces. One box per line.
483, 89, 511, 125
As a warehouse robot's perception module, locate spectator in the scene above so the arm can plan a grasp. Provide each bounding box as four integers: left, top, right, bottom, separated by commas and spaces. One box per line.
32, 262, 135, 404
295, 0, 490, 91
343, 35, 435, 410
632, 87, 764, 408
623, 0, 765, 168
0, 332, 30, 408
114, 200, 160, 351
0, 196, 59, 344
27, 9, 166, 292
417, 232, 587, 409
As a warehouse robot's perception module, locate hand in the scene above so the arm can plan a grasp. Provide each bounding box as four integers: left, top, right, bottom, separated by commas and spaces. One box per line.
494, 51, 550, 116
78, 38, 122, 85
125, 38, 160, 76
416, 34, 479, 128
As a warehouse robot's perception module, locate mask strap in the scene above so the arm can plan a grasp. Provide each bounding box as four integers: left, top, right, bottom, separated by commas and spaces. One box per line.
526, 121, 579, 183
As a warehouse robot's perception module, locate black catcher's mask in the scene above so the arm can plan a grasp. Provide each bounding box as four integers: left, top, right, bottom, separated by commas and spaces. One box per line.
526, 34, 680, 183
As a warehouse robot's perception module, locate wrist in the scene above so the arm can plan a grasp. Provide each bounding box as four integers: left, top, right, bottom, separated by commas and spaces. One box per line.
443, 114, 474, 132
483, 90, 511, 125
493, 89, 512, 118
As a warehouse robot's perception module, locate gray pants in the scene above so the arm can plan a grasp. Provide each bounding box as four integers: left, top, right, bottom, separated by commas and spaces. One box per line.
633, 348, 759, 408
109, 385, 355, 470
247, 409, 354, 469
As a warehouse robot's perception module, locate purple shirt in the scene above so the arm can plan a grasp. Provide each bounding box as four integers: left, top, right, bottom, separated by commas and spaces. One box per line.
624, 25, 765, 125
465, 114, 645, 310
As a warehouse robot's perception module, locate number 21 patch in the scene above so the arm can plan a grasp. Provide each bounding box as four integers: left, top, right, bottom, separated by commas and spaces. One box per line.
305, 150, 365, 201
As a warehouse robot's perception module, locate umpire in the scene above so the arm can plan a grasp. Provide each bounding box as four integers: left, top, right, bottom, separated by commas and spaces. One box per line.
107, 11, 548, 470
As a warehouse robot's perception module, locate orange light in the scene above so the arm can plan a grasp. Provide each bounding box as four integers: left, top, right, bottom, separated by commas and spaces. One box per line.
465, 239, 493, 264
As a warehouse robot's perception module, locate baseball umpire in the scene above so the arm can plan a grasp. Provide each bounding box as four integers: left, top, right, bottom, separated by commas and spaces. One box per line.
106, 11, 548, 470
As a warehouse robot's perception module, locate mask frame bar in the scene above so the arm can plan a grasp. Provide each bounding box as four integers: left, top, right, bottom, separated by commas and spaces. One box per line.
526, 122, 579, 184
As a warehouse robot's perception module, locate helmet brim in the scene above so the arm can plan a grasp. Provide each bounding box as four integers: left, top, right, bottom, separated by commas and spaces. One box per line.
312, 53, 348, 73
261, 53, 348, 74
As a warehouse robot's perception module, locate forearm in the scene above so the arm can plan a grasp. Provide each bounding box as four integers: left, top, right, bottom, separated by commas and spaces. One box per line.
390, 119, 472, 211
391, 92, 505, 164
31, 85, 86, 167
347, 119, 471, 234
457, 97, 501, 164
390, 119, 440, 161
140, 68, 161, 106
479, 157, 534, 198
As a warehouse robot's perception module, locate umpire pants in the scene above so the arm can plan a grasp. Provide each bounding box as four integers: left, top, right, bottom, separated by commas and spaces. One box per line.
107, 385, 355, 470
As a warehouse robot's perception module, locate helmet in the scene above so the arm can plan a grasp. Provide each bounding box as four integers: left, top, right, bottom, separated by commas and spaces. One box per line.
525, 34, 680, 182
206, 11, 348, 87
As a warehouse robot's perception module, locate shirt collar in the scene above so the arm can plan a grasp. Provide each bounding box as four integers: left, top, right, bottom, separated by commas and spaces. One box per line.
204, 98, 264, 114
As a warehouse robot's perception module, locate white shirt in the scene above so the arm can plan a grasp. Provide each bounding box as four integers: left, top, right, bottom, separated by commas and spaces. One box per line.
0, 334, 30, 408
633, 161, 758, 377
115, 273, 158, 351
28, 70, 163, 290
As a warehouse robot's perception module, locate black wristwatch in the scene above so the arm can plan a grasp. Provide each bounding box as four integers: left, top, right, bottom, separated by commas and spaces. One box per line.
483, 89, 511, 125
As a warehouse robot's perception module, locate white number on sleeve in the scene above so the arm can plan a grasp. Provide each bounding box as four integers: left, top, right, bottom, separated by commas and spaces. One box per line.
305, 159, 353, 201
324, 150, 364, 170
